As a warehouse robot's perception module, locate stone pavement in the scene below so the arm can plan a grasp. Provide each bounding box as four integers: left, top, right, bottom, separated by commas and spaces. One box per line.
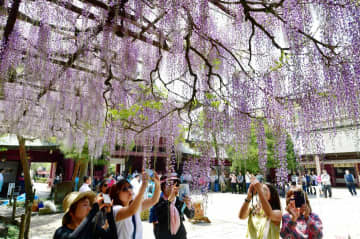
29, 188, 360, 239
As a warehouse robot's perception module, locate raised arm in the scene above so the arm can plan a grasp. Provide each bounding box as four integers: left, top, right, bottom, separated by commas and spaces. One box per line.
142, 172, 161, 211
239, 183, 254, 219
254, 181, 282, 223
115, 173, 148, 221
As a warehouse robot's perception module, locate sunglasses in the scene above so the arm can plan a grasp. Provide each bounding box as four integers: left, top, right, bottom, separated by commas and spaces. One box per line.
121, 185, 133, 192
165, 181, 179, 187
103, 184, 108, 187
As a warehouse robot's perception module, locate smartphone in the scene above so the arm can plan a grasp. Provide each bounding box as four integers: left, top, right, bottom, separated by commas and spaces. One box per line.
146, 169, 154, 178
181, 202, 187, 213
294, 191, 305, 208
179, 184, 190, 201
179, 193, 186, 201
103, 194, 112, 204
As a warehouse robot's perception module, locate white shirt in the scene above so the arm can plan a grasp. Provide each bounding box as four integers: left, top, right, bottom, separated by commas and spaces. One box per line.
245, 174, 250, 183
321, 174, 331, 185
219, 175, 225, 184
79, 183, 91, 192
131, 178, 141, 195
113, 205, 143, 239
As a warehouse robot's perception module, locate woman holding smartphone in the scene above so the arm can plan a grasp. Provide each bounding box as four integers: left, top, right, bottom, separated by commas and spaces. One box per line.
239, 177, 282, 238
110, 171, 161, 239
54, 192, 117, 239
280, 187, 323, 238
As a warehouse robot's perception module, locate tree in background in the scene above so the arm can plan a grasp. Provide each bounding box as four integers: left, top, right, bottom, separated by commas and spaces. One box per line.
228, 121, 297, 180
59, 140, 110, 189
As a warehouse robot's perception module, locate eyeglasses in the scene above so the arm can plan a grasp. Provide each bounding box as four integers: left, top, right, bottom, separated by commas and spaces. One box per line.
121, 185, 133, 192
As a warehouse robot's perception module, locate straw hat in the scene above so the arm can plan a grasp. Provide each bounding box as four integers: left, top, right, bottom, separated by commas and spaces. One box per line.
62, 191, 96, 225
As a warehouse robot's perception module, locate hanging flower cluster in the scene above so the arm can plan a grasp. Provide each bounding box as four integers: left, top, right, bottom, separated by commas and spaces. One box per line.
275, 130, 288, 184
0, 0, 359, 182
257, 121, 267, 175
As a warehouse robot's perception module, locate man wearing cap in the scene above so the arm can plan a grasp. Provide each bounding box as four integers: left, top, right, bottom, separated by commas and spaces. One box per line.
53, 191, 117, 239
79, 176, 92, 193
153, 174, 194, 239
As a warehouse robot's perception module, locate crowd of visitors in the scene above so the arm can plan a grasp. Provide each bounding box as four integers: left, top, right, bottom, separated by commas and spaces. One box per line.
53, 171, 194, 239
52, 167, 360, 239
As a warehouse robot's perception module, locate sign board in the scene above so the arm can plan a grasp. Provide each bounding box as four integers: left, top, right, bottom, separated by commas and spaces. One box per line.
334, 163, 354, 168
7, 182, 15, 197
110, 157, 125, 165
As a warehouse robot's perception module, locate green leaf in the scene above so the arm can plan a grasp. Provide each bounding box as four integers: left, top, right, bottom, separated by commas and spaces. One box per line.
211, 100, 221, 109
192, 98, 199, 107
212, 58, 221, 70
205, 93, 216, 100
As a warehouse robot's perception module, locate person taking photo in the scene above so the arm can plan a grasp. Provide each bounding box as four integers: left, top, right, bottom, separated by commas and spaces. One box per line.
239, 177, 282, 238
153, 175, 195, 239
110, 171, 161, 239
53, 191, 117, 239
280, 187, 323, 238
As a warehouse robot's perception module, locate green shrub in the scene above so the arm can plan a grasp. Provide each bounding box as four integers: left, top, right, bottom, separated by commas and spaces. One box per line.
7, 225, 19, 239
0, 225, 19, 239
35, 177, 48, 183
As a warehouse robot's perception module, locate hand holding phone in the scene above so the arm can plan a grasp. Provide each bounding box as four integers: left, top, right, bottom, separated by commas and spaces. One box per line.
145, 169, 154, 180
178, 184, 190, 201
103, 194, 112, 204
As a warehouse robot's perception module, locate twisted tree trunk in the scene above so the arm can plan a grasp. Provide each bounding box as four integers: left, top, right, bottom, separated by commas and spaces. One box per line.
17, 135, 33, 239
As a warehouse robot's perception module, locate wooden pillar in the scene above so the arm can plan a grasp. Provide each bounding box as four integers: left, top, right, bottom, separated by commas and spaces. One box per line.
49, 162, 57, 187
116, 164, 120, 175
355, 163, 360, 187
314, 155, 321, 176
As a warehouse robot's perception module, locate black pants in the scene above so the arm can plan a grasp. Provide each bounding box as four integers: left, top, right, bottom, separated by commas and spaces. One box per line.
323, 185, 332, 198
237, 183, 243, 193
231, 183, 237, 194
347, 183, 357, 195
153, 223, 159, 239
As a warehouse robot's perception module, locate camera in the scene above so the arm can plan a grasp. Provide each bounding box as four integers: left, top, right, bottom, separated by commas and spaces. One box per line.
294, 191, 306, 208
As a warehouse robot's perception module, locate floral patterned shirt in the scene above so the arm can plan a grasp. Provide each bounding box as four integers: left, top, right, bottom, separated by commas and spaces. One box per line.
280, 213, 323, 239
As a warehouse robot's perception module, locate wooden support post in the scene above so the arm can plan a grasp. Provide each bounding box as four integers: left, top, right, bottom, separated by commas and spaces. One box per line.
18, 214, 25, 239
355, 163, 359, 187
9, 187, 14, 206
314, 155, 321, 176
12, 197, 17, 221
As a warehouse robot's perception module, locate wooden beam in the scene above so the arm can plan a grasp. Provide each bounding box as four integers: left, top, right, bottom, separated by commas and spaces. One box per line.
46, 0, 169, 50
0, 0, 22, 64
